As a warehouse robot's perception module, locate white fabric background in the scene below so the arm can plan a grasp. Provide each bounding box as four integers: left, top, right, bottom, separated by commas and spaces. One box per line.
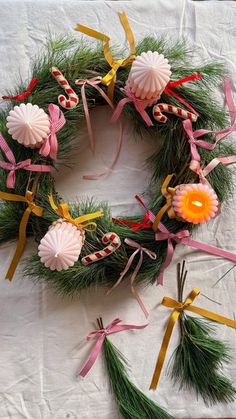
0, 0, 236, 418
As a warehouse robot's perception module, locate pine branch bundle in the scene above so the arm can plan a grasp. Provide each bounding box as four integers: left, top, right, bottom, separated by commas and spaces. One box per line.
170, 262, 236, 405
98, 318, 173, 419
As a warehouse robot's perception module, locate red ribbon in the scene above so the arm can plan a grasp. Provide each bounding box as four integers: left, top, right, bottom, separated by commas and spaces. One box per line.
164, 74, 202, 115
2, 78, 38, 101
112, 212, 152, 230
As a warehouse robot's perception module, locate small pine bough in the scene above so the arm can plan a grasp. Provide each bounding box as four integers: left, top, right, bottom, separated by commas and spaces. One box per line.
150, 261, 236, 405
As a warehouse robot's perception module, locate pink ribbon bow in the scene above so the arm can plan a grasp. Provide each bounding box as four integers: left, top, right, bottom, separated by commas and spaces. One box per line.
190, 155, 236, 184
77, 318, 147, 377
135, 195, 236, 285
111, 86, 154, 127
40, 104, 66, 160
0, 133, 52, 189
106, 238, 157, 318
75, 76, 123, 180
183, 78, 236, 162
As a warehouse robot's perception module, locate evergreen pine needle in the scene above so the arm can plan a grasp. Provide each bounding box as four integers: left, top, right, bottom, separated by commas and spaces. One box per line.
170, 315, 236, 405
169, 262, 236, 405
103, 337, 173, 419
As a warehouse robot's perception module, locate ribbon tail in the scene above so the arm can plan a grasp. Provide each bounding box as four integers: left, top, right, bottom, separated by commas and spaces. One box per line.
49, 133, 58, 160
6, 207, 30, 280
130, 253, 149, 318
111, 97, 131, 123
77, 335, 105, 378
149, 309, 181, 390
81, 85, 95, 154
181, 237, 236, 263
83, 117, 123, 181
6, 170, 15, 189
187, 305, 236, 328
156, 239, 174, 285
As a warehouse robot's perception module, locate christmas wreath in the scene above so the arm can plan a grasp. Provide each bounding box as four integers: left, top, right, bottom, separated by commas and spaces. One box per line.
0, 11, 236, 316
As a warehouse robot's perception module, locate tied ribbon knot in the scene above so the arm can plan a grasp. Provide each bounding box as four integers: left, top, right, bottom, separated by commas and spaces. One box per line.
75, 11, 136, 101
149, 288, 236, 390
0, 190, 43, 280
77, 317, 147, 377
0, 133, 52, 189
40, 104, 66, 160
106, 238, 157, 318
183, 78, 236, 163
49, 195, 103, 231
111, 86, 154, 127
190, 156, 236, 185
135, 195, 236, 285
2, 77, 38, 101
155, 230, 190, 285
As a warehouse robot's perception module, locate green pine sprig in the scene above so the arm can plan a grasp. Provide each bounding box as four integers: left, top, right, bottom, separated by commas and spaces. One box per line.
98, 318, 173, 419
170, 262, 236, 405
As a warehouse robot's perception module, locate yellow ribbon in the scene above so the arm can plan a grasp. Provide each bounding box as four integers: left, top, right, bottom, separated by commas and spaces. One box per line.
49, 195, 103, 231
0, 190, 43, 281
75, 11, 136, 100
149, 288, 236, 390
152, 174, 176, 232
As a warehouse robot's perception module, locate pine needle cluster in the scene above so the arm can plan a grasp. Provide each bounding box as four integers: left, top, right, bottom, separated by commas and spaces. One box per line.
99, 318, 173, 419
170, 262, 236, 405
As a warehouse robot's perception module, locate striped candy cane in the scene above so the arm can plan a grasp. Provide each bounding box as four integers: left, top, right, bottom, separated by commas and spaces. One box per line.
51, 66, 79, 109
81, 232, 121, 265
153, 103, 198, 123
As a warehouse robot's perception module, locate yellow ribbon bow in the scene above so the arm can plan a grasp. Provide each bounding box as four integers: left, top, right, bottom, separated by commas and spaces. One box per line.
75, 11, 136, 101
49, 195, 103, 230
152, 174, 176, 232
149, 288, 236, 390
0, 190, 43, 281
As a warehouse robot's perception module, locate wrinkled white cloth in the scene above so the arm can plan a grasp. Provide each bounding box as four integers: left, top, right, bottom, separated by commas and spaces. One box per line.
0, 1, 236, 418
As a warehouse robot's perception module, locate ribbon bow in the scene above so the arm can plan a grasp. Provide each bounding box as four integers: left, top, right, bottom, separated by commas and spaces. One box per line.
190, 156, 236, 185
2, 77, 38, 101
40, 104, 66, 160
150, 288, 236, 390
111, 86, 154, 126
0, 133, 52, 189
75, 11, 136, 101
0, 190, 43, 280
183, 78, 236, 163
49, 195, 103, 230
164, 74, 202, 115
135, 195, 236, 285
152, 174, 176, 232
77, 317, 147, 377
107, 238, 157, 318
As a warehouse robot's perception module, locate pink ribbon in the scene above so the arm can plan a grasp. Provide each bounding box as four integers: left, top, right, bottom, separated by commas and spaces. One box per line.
40, 104, 66, 160
106, 238, 156, 318
0, 133, 52, 188
190, 155, 236, 184
183, 78, 236, 162
135, 195, 236, 285
111, 86, 154, 127
75, 76, 123, 180
77, 318, 147, 377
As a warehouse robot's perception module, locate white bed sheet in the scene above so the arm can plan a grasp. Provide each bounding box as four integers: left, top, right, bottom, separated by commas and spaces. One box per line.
0, 0, 236, 418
